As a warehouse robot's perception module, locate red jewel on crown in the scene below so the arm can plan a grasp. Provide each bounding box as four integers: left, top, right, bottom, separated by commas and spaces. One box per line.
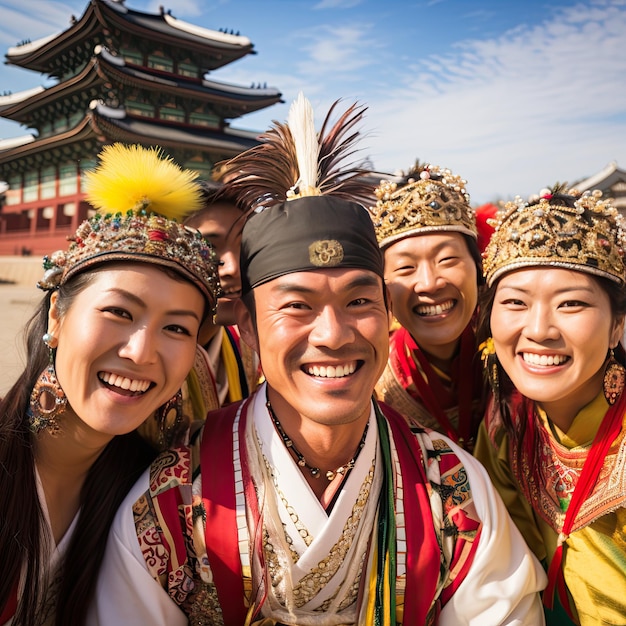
148, 230, 168, 241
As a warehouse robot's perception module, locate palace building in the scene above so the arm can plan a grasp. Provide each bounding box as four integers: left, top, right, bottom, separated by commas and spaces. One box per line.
0, 0, 282, 255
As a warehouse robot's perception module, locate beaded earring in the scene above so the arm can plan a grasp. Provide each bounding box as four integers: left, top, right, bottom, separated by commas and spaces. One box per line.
155, 389, 186, 449
603, 349, 626, 406
28, 332, 67, 435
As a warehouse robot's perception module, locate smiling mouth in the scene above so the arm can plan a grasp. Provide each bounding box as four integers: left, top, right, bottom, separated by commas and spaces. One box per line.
522, 353, 570, 366
99, 371, 152, 395
415, 299, 455, 317
305, 361, 360, 378
220, 288, 242, 299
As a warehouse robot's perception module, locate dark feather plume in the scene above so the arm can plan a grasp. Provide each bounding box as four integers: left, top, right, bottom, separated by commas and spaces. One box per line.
217, 96, 375, 211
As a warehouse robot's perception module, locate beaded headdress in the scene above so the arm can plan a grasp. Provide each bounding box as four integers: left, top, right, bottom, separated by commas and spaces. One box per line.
37, 144, 221, 310
217, 93, 383, 294
483, 186, 626, 287
369, 163, 477, 249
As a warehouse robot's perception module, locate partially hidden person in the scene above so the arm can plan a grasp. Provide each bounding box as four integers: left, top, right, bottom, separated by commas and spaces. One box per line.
182, 179, 260, 417
369, 163, 484, 451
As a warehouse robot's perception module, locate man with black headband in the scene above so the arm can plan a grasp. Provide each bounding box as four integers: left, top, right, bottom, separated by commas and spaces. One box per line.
92, 96, 546, 625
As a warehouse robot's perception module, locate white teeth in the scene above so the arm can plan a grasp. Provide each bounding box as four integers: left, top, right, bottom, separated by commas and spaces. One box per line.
522, 353, 568, 366
307, 362, 357, 378
417, 300, 454, 316
100, 371, 150, 392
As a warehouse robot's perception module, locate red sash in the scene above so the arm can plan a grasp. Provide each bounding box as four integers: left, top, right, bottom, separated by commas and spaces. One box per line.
198, 396, 478, 624
390, 325, 479, 448
200, 400, 249, 625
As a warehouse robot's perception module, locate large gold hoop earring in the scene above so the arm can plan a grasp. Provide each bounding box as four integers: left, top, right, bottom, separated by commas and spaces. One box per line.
28, 333, 67, 434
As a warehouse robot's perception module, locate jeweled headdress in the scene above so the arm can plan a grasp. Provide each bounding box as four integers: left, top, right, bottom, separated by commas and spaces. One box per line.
37, 143, 221, 310
369, 163, 477, 249
483, 186, 626, 287
217, 93, 383, 294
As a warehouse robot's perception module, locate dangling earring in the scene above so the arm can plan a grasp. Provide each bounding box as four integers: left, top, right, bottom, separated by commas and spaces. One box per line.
480, 337, 500, 398
28, 332, 67, 435
603, 348, 626, 405
154, 389, 185, 449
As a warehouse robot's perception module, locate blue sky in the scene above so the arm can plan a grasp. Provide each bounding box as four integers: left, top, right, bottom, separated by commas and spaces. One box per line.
0, 0, 624, 204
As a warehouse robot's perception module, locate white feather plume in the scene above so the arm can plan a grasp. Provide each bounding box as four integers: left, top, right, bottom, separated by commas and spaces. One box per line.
287, 92, 320, 195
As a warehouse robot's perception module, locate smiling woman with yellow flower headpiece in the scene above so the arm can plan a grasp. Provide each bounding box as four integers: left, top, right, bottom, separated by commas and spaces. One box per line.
0, 143, 220, 626
474, 185, 626, 625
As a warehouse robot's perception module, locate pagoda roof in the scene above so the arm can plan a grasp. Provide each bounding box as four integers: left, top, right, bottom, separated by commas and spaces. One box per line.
87, 101, 261, 152
6, 0, 254, 76
572, 161, 626, 192
0, 102, 261, 174
0, 46, 282, 124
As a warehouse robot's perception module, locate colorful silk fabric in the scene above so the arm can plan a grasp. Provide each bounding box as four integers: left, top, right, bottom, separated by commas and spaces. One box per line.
131, 387, 481, 625
476, 391, 626, 625
375, 326, 483, 451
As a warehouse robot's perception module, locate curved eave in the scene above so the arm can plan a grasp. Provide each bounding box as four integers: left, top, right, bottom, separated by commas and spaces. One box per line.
0, 116, 100, 169
0, 58, 102, 122
6, 0, 253, 74
89, 104, 260, 155
5, 5, 101, 72
96, 49, 282, 118
574, 162, 626, 192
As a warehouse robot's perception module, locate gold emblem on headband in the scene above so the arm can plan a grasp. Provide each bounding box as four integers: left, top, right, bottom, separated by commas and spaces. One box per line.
309, 239, 344, 267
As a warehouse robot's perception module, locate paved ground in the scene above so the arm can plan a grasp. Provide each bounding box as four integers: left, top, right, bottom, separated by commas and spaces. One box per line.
0, 283, 42, 397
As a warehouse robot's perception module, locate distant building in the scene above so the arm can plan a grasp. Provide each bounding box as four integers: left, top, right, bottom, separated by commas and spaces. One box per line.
0, 0, 282, 255
572, 161, 626, 215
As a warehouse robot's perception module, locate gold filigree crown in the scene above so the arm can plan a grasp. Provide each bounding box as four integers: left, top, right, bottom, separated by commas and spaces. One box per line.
369, 164, 477, 249
37, 144, 221, 309
483, 187, 626, 287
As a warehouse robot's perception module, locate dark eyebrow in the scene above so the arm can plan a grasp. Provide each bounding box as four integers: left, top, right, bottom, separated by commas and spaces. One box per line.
274, 273, 382, 294
105, 288, 201, 321
498, 282, 596, 296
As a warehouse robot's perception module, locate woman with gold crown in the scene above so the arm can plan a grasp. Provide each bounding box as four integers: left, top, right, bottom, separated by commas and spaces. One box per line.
0, 143, 220, 626
369, 164, 485, 451
474, 186, 626, 624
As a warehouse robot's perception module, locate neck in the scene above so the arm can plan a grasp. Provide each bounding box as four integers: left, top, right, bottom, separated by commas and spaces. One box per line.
538, 370, 605, 434
265, 396, 370, 499
34, 414, 109, 543
414, 335, 462, 373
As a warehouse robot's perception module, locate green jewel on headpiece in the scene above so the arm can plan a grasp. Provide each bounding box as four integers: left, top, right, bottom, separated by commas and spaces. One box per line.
37, 144, 222, 312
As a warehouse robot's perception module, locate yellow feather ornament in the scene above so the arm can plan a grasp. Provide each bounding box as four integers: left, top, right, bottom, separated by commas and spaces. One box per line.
84, 143, 204, 221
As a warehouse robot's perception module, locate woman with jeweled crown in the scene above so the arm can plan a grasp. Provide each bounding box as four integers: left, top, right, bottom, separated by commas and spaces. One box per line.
474, 185, 626, 625
369, 163, 485, 451
0, 143, 220, 626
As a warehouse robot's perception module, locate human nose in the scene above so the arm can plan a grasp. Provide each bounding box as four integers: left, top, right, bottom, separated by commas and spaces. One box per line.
413, 263, 442, 293
523, 304, 559, 342
309, 306, 355, 349
219, 247, 239, 280
118, 327, 158, 364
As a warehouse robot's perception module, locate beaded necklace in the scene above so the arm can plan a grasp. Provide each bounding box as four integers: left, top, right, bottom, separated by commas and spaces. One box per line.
266, 399, 369, 481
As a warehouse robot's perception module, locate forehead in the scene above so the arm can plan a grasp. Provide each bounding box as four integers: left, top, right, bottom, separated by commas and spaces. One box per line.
384, 231, 469, 257
496, 267, 603, 293
256, 267, 383, 296
186, 202, 243, 234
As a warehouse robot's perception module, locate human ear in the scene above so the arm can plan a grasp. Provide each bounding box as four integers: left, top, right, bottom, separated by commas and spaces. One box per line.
234, 298, 259, 354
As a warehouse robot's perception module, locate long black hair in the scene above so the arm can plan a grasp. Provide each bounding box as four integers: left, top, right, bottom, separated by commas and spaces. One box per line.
0, 272, 157, 625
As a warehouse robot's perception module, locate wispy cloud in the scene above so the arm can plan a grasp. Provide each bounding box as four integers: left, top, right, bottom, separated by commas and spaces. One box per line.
364, 1, 626, 202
